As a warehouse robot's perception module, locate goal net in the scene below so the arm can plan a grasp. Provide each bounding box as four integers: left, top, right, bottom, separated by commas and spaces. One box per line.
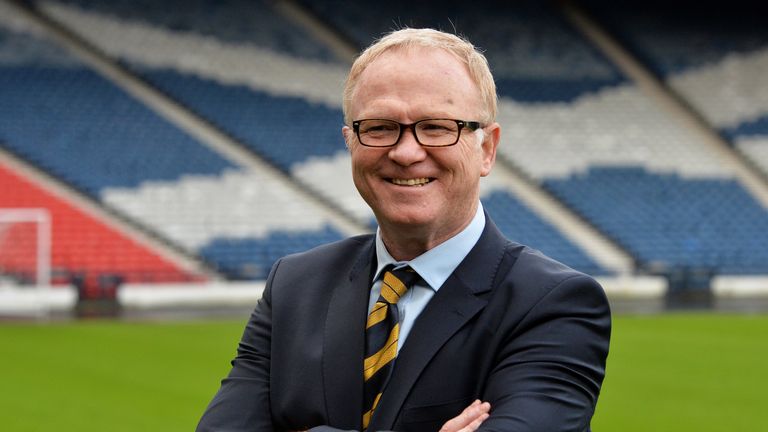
0, 208, 51, 287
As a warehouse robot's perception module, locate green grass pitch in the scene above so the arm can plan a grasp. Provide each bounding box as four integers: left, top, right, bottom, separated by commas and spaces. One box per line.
592, 313, 767, 431
1, 313, 765, 431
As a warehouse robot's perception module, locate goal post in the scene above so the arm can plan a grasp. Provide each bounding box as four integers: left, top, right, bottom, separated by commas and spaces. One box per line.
0, 208, 51, 287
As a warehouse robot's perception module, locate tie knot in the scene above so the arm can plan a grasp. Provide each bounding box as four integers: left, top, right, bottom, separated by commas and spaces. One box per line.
380, 266, 420, 305
390, 266, 420, 287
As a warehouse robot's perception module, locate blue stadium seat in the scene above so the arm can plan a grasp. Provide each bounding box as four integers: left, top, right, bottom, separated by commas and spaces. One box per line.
544, 167, 768, 274
297, 0, 626, 102
578, 0, 768, 181
0, 28, 235, 196
199, 225, 344, 280
139, 69, 346, 172
10, 0, 768, 280
0, 24, 347, 281
481, 190, 608, 276
48, 0, 342, 63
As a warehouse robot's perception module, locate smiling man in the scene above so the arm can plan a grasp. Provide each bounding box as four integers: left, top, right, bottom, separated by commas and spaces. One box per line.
198, 28, 610, 432
345, 44, 497, 262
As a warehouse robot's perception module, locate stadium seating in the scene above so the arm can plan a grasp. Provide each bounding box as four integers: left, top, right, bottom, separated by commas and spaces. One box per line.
579, 1, 768, 180
545, 167, 768, 274
199, 225, 344, 280
481, 191, 607, 275
33, 0, 360, 218
4, 0, 767, 282
50, 0, 341, 62
0, 16, 347, 280
297, 0, 768, 276
23, 0, 614, 277
0, 163, 199, 283
0, 64, 235, 195
297, 0, 627, 101
137, 70, 345, 172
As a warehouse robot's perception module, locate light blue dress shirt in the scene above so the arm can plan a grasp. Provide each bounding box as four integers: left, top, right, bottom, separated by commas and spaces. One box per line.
368, 202, 486, 353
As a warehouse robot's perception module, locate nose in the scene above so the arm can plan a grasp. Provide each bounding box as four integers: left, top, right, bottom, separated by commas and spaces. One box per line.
388, 126, 427, 166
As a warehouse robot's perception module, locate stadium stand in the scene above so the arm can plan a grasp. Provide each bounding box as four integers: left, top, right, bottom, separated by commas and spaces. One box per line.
296, 0, 627, 101
25, 0, 615, 277
545, 166, 768, 274
566, 0, 768, 276
138, 70, 344, 172
579, 1, 768, 181
296, 0, 768, 277
47, 0, 341, 63
4, 0, 767, 291
0, 33, 235, 195
0, 162, 198, 284
33, 0, 364, 219
199, 225, 344, 280
0, 5, 352, 281
481, 190, 606, 275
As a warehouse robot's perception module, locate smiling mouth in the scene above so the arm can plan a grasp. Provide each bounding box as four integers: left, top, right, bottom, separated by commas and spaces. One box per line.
390, 177, 432, 186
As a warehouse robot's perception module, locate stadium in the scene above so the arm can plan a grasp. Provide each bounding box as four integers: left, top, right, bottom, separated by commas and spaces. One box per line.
0, 0, 766, 430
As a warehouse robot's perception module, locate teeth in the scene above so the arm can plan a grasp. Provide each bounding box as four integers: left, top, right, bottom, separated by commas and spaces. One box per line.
392, 178, 430, 186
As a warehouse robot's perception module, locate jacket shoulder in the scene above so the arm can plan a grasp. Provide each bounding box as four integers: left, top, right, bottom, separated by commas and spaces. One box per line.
500, 243, 605, 305
513, 245, 593, 281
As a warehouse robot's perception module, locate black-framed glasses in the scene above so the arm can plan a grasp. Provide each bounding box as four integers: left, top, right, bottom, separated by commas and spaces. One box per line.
352, 118, 483, 147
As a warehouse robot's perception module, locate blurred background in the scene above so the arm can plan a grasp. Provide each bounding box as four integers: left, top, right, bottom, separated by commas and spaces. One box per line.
0, 0, 766, 430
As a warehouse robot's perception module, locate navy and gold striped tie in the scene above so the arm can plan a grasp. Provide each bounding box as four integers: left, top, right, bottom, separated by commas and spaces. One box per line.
362, 266, 419, 429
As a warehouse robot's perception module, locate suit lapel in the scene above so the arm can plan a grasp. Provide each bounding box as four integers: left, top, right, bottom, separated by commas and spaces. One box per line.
368, 217, 511, 431
322, 239, 375, 429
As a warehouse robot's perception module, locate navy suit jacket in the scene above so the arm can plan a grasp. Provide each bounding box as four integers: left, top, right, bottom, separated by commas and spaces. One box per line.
197, 216, 611, 431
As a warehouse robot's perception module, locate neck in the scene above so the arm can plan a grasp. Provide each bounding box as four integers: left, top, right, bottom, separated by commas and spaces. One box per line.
378, 208, 477, 261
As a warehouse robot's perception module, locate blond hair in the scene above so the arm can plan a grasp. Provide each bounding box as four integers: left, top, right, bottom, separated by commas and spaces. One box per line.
342, 28, 498, 125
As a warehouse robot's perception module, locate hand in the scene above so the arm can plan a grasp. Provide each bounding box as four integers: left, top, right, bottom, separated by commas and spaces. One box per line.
439, 400, 491, 432
291, 400, 490, 432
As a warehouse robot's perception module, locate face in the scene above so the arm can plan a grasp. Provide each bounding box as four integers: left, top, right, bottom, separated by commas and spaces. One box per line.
343, 47, 500, 249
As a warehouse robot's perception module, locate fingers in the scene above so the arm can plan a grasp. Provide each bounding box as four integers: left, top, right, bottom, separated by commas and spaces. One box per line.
439, 399, 491, 432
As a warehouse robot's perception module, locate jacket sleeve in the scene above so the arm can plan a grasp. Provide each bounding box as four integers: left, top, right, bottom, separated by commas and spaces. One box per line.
479, 274, 611, 432
196, 263, 278, 432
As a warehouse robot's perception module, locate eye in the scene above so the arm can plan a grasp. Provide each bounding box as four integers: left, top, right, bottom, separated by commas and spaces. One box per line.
418, 120, 457, 135
367, 125, 396, 133
360, 120, 398, 134
422, 123, 449, 131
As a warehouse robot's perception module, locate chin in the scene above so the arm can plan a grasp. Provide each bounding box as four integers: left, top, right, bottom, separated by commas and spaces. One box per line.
377, 208, 437, 229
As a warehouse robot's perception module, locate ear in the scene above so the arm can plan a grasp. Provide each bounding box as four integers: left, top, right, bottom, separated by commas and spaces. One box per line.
479, 122, 500, 177
342, 125, 354, 151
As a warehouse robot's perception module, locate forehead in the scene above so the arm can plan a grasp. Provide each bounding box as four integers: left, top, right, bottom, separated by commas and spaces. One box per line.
351, 47, 482, 119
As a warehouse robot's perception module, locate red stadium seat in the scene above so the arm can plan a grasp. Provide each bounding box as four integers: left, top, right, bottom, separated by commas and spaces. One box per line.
0, 163, 204, 284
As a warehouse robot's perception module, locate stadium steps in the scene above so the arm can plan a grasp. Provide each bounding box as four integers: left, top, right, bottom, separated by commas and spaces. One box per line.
272, 0, 358, 64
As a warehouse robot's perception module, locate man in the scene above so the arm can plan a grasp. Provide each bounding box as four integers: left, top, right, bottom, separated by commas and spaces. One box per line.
198, 28, 610, 432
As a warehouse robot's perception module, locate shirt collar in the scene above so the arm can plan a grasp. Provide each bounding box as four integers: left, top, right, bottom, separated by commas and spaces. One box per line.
373, 202, 486, 291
